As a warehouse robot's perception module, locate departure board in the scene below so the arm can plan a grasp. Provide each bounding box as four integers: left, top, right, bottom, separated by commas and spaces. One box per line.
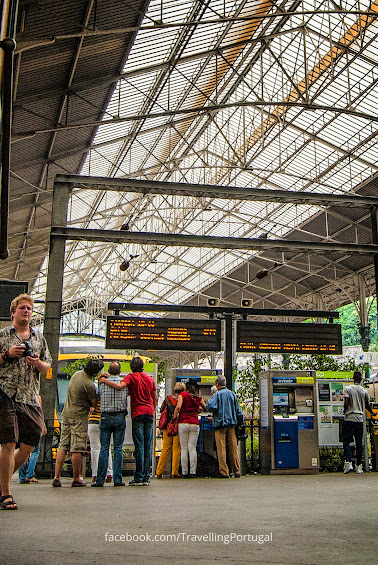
106, 317, 221, 351
236, 321, 342, 354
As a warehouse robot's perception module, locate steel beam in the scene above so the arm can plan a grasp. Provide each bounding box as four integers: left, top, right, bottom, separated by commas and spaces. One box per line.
54, 175, 378, 206
51, 226, 378, 254
107, 302, 339, 319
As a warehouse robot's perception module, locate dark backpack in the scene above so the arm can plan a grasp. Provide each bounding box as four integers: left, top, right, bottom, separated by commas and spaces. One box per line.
196, 451, 219, 478
165, 394, 177, 421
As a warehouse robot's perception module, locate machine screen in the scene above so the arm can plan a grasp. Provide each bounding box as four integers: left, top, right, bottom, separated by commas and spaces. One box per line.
273, 392, 289, 407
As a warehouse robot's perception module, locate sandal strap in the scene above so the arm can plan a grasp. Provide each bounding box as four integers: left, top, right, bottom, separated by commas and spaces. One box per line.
0, 494, 17, 509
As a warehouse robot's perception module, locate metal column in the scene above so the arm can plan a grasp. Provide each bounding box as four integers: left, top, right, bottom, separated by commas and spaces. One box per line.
41, 182, 71, 426
223, 314, 234, 390
371, 205, 378, 330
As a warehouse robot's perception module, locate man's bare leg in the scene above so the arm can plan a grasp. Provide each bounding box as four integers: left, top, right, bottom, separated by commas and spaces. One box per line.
71, 452, 83, 482
53, 448, 68, 481
14, 443, 34, 473
0, 442, 18, 508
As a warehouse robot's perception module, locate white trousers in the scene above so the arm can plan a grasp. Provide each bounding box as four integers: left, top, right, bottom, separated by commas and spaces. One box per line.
178, 423, 199, 475
88, 424, 113, 477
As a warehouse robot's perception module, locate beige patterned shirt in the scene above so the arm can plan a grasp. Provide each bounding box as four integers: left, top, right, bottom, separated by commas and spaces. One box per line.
0, 324, 52, 407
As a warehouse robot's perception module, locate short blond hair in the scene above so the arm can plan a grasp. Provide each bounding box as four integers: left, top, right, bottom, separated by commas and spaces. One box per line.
10, 293, 34, 316
174, 382, 186, 394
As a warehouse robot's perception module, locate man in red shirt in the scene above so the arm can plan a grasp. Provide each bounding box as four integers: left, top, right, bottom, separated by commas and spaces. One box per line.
99, 357, 157, 486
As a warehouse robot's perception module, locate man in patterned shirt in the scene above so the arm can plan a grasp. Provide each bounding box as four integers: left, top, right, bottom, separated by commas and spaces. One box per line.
0, 294, 51, 510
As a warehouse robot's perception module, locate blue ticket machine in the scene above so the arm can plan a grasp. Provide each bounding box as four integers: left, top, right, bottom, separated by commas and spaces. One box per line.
260, 371, 319, 474
274, 416, 299, 468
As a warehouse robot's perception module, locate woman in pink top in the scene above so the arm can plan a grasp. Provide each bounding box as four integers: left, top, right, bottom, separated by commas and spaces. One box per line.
173, 379, 206, 478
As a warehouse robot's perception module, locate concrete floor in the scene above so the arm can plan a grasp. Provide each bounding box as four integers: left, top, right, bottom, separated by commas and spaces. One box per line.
1, 473, 377, 565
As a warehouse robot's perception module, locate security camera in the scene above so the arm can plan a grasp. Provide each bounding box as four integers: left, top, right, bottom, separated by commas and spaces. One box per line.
241, 299, 253, 308
207, 298, 220, 307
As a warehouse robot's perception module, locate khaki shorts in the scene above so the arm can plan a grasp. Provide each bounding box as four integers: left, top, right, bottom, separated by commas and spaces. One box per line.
0, 390, 43, 447
59, 416, 88, 453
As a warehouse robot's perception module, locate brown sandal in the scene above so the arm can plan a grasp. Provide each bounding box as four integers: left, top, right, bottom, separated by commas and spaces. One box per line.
0, 495, 18, 510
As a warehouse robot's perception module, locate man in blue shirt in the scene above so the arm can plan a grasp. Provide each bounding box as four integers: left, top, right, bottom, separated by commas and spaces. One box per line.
206, 376, 243, 478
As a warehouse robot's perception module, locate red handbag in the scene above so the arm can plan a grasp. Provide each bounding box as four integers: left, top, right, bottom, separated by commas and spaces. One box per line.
166, 418, 178, 437
158, 407, 168, 430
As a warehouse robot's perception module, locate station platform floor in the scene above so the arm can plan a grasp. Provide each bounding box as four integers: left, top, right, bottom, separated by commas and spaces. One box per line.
1, 472, 377, 565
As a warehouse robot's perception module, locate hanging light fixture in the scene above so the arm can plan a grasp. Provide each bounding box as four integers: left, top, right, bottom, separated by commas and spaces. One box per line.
256, 269, 269, 279
255, 262, 282, 279
119, 254, 139, 271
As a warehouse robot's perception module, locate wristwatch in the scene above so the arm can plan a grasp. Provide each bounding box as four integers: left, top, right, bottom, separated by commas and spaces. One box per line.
1, 350, 9, 361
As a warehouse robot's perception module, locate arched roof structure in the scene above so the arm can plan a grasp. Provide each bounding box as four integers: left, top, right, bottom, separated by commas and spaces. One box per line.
2, 0, 378, 336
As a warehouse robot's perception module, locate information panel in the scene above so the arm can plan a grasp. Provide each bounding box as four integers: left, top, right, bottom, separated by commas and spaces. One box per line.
106, 317, 221, 351
0, 280, 28, 320
236, 321, 342, 354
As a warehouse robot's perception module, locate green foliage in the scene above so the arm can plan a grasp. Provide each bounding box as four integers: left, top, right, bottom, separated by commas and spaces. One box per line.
337, 300, 377, 348
60, 355, 103, 379
235, 357, 277, 412
149, 355, 167, 384
287, 353, 369, 375
319, 447, 344, 473
234, 353, 370, 407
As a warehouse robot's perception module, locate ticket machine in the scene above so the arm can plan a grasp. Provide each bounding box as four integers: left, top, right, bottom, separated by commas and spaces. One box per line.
260, 371, 319, 474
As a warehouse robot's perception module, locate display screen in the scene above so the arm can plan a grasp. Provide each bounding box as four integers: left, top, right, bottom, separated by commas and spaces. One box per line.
273, 392, 289, 407
106, 317, 221, 351
0, 280, 28, 320
236, 321, 342, 354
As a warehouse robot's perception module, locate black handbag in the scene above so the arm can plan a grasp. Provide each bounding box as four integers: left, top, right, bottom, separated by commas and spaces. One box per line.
236, 414, 247, 439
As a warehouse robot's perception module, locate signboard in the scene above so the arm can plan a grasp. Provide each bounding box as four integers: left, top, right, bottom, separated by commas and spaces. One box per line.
0, 280, 28, 320
315, 371, 353, 380
236, 321, 342, 354
106, 316, 221, 351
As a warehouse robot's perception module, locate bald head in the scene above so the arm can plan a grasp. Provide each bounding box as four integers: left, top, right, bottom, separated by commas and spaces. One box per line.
108, 361, 121, 375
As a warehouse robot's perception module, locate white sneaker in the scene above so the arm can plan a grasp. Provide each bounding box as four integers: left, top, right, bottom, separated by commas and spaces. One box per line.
356, 464, 364, 474
344, 461, 353, 474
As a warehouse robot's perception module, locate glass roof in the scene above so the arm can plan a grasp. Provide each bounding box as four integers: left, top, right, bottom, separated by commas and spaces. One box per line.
32, 0, 378, 324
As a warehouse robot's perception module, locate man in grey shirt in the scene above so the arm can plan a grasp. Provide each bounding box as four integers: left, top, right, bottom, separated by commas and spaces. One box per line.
343, 371, 375, 474
92, 362, 128, 487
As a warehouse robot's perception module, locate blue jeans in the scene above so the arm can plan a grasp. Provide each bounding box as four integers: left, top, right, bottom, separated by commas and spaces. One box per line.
19, 443, 40, 482
132, 415, 154, 482
97, 412, 126, 484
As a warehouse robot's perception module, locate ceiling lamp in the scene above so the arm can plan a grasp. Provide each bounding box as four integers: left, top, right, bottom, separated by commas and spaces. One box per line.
119, 254, 139, 271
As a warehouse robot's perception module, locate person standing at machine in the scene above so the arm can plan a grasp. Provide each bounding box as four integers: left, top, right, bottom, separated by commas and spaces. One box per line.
343, 371, 376, 474
173, 379, 206, 478
206, 375, 243, 478
0, 293, 51, 510
156, 382, 186, 479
